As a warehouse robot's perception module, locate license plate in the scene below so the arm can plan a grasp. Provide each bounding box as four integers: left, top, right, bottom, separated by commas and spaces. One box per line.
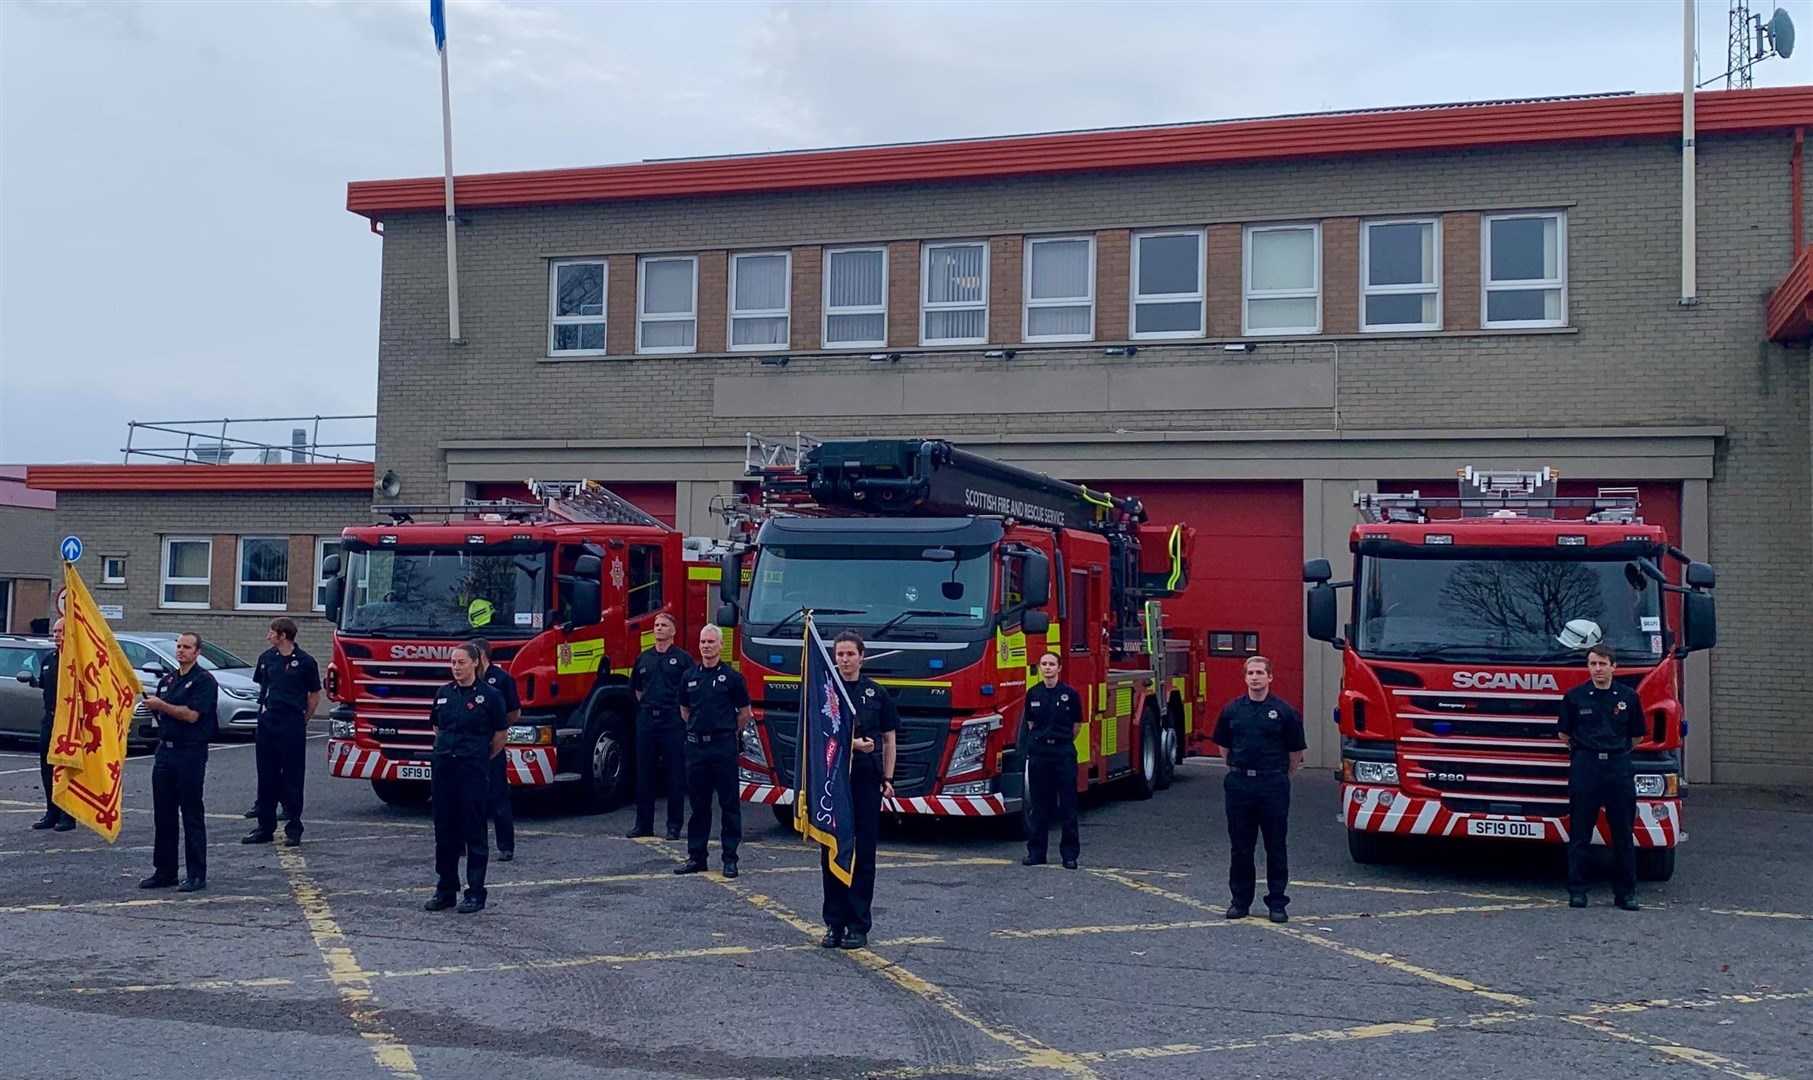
395, 764, 432, 781
1467, 818, 1546, 840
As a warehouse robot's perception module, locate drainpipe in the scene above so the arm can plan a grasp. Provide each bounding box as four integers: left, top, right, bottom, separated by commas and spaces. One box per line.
1792, 127, 1805, 258
1679, 0, 1697, 306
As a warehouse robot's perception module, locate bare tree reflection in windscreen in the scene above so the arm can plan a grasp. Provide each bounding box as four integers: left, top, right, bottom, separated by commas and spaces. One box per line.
1438, 561, 1607, 648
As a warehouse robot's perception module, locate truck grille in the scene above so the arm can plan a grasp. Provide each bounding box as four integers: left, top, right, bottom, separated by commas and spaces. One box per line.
1392, 687, 1570, 809
760, 710, 949, 798
348, 658, 445, 754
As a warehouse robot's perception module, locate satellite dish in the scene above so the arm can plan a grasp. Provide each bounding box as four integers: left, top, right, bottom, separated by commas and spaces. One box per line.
1767, 8, 1795, 60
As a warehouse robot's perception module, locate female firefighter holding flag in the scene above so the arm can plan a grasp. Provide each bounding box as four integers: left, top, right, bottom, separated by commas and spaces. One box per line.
807, 628, 898, 951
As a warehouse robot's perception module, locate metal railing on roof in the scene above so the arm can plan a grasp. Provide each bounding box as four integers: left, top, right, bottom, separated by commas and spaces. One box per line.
122, 415, 376, 465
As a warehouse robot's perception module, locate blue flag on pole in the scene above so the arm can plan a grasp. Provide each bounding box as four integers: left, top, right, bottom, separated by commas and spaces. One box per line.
797, 617, 856, 886
429, 0, 446, 52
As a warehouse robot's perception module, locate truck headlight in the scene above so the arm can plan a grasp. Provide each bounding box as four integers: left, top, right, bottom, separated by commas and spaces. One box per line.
948, 718, 998, 777
506, 725, 551, 746
740, 724, 767, 766
329, 720, 355, 739
1351, 761, 1399, 785
738, 766, 766, 784
1633, 773, 1673, 798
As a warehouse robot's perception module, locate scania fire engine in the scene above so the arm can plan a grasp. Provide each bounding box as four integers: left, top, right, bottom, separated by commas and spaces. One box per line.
720, 435, 1215, 830
1304, 467, 1717, 880
320, 482, 719, 809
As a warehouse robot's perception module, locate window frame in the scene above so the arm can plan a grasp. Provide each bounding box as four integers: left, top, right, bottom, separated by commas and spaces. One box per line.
728, 250, 792, 353
920, 240, 990, 346
1360, 218, 1442, 333
636, 254, 699, 355
1481, 211, 1568, 329
101, 556, 127, 585
1130, 228, 1207, 340
160, 536, 212, 611
1021, 234, 1096, 343
547, 258, 608, 356
235, 536, 290, 612
314, 537, 342, 612
821, 245, 889, 349
1242, 223, 1322, 336
627, 543, 664, 619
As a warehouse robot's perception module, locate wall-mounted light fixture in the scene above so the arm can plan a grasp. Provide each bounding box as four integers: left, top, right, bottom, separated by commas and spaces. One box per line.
758, 355, 791, 367
868, 352, 903, 363
1104, 346, 1139, 357
984, 349, 1017, 360
1223, 342, 1256, 353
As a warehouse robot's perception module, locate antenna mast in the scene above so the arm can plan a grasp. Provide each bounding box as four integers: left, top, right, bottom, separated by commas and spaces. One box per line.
1727, 0, 1756, 88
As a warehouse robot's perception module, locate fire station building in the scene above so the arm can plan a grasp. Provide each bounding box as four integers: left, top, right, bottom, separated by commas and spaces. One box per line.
348, 88, 1813, 786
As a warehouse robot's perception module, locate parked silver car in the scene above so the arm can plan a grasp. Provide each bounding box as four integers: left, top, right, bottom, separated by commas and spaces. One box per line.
112, 632, 263, 736
0, 634, 158, 749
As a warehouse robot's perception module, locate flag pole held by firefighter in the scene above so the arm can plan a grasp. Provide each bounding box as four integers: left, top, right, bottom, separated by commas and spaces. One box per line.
431, 0, 463, 343
47, 561, 143, 841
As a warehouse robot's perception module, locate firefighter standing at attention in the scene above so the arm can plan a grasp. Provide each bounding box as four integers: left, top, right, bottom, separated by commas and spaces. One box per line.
1212, 655, 1305, 923
1557, 640, 1646, 911
1019, 651, 1082, 870
674, 625, 750, 878
820, 630, 898, 951
627, 612, 693, 841
424, 642, 507, 913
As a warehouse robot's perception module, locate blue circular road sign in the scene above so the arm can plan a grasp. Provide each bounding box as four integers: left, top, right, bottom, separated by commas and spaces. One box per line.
60, 535, 83, 563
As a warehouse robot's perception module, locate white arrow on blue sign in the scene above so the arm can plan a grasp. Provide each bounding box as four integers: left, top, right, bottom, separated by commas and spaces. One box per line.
60, 535, 83, 563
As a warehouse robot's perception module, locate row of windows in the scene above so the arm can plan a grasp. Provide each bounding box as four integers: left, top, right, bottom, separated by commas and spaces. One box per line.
157, 536, 338, 612
548, 212, 1568, 356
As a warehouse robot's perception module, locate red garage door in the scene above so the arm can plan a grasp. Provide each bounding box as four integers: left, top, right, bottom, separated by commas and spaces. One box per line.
1101, 481, 1305, 713
473, 481, 677, 527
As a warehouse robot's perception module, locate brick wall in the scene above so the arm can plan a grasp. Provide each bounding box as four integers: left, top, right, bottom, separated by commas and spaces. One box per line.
1095, 229, 1130, 341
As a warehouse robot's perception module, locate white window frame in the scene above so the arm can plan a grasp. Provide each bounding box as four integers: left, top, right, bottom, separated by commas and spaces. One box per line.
101, 556, 127, 585
1361, 218, 1442, 332
920, 240, 990, 346
547, 258, 607, 356
727, 251, 791, 352
1482, 212, 1568, 329
1022, 235, 1096, 343
314, 537, 342, 612
1130, 229, 1207, 340
822, 246, 888, 349
1243, 223, 1322, 336
637, 255, 699, 355
236, 536, 290, 612
160, 536, 211, 610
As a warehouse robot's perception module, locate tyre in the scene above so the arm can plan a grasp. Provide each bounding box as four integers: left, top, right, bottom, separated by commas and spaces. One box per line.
773, 802, 798, 832
1155, 719, 1179, 791
1346, 827, 1393, 865
1636, 846, 1676, 882
370, 778, 430, 808
579, 716, 631, 812
1129, 707, 1159, 800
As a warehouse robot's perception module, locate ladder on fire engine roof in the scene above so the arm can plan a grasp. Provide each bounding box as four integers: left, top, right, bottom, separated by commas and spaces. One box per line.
1355, 466, 1640, 525
529, 479, 671, 530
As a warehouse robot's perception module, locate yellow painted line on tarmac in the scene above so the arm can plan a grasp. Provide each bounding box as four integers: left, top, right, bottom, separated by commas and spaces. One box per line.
1293, 879, 1545, 903
0, 832, 400, 859
1078, 1009, 1530, 1063
1561, 1014, 1792, 1080
0, 892, 286, 917
276, 844, 422, 1079
1699, 907, 1813, 921
55, 976, 302, 996
376, 934, 945, 980
995, 901, 1554, 940
1588, 988, 1813, 1015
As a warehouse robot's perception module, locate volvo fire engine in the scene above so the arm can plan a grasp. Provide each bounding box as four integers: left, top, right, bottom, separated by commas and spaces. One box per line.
1304, 467, 1717, 880
720, 434, 1215, 830
320, 481, 721, 809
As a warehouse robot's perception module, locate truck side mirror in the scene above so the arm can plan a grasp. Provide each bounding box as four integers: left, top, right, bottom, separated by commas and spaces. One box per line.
320, 553, 341, 577
715, 602, 739, 628
1685, 561, 1716, 590
1306, 584, 1342, 645
574, 553, 603, 581
1303, 558, 1332, 584
1020, 550, 1051, 608
323, 576, 345, 623
1682, 590, 1716, 652
1022, 610, 1051, 637
570, 580, 602, 626
719, 551, 743, 605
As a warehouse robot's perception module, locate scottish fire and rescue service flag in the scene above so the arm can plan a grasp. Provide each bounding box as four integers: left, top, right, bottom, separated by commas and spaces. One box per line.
47, 562, 141, 841
429, 0, 447, 52
796, 617, 857, 886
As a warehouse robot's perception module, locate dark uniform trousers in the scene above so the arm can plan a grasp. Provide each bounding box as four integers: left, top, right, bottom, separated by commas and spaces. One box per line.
1567, 750, 1638, 899
634, 709, 687, 832
822, 770, 883, 934
433, 754, 491, 901
152, 743, 208, 882
685, 735, 740, 864
254, 713, 308, 839
1225, 770, 1291, 910
1025, 749, 1080, 864
38, 715, 71, 824
488, 752, 515, 855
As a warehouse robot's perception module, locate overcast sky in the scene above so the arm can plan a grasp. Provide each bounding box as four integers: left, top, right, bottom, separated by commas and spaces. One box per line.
1, 0, 1805, 463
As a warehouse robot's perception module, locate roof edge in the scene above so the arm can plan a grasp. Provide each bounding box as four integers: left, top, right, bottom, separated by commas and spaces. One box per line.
26, 463, 376, 493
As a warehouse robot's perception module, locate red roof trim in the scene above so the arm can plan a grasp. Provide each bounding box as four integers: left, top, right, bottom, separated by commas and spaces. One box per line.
348, 88, 1813, 218
1767, 245, 1813, 344
25, 464, 375, 493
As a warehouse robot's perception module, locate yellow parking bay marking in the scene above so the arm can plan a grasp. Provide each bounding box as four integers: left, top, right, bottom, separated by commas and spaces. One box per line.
995, 900, 1554, 940
1078, 1009, 1530, 1063
1588, 989, 1813, 1015
1699, 907, 1813, 922
276, 844, 422, 1080
1561, 1014, 1793, 1080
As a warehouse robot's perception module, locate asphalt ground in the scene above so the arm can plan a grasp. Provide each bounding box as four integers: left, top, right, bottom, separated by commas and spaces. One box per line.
0, 731, 1808, 1080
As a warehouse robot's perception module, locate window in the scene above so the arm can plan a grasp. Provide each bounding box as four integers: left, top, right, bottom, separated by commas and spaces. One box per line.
1483, 213, 1566, 327
237, 537, 289, 610
921, 241, 988, 345
823, 247, 887, 347
161, 537, 211, 609
102, 556, 127, 585
315, 538, 342, 611
729, 252, 790, 350
627, 544, 663, 618
116, 638, 159, 672
548, 259, 606, 355
1131, 230, 1205, 339
1243, 224, 1321, 335
1067, 570, 1090, 654
1023, 236, 1094, 341
637, 256, 697, 353
1362, 219, 1440, 331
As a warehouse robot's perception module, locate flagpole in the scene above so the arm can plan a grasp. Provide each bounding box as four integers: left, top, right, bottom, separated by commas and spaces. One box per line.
438, 17, 463, 344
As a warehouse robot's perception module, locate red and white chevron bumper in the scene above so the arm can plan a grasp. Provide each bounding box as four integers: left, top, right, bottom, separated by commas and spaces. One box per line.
740, 782, 1016, 817
327, 739, 559, 786
1342, 786, 1681, 847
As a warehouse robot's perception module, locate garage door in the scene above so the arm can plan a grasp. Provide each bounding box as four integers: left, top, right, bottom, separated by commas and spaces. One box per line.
473, 481, 677, 527
1100, 481, 1305, 720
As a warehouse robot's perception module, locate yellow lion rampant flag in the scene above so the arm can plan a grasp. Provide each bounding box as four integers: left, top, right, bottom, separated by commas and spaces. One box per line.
47, 562, 141, 841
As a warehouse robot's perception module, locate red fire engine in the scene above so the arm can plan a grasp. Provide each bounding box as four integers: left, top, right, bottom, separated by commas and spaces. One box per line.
320, 481, 720, 808
1304, 467, 1717, 880
720, 435, 1215, 831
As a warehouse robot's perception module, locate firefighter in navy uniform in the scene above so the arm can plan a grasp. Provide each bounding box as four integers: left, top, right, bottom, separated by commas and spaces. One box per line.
820, 630, 898, 951
425, 642, 508, 913
1557, 640, 1648, 911
139, 632, 218, 893
472, 639, 522, 862
243, 617, 321, 848
31, 619, 74, 831
1019, 651, 1082, 870
627, 612, 692, 841
675, 625, 750, 878
1212, 655, 1306, 923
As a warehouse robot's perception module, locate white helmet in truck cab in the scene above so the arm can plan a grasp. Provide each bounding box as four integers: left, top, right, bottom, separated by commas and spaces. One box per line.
1556, 619, 1604, 651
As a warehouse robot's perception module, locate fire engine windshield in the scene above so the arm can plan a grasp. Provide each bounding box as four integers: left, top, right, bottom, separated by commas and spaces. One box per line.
338, 548, 547, 638
746, 544, 993, 635
1356, 555, 1665, 664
